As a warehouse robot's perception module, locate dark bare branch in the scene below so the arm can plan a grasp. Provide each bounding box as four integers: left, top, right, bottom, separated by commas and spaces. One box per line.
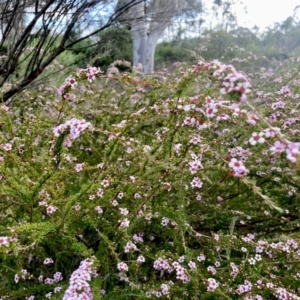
0, 0, 142, 104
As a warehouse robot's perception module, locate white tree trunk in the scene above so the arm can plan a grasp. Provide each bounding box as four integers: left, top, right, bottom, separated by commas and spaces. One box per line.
131, 20, 147, 68
131, 23, 159, 74
143, 31, 160, 74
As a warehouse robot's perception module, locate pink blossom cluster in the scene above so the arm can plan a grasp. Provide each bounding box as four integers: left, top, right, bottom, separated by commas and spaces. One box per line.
275, 287, 299, 300
205, 96, 218, 118
119, 218, 130, 228
276, 85, 291, 96
117, 262, 128, 272
188, 152, 203, 174
43, 272, 63, 285
1, 143, 12, 151
190, 176, 203, 188
206, 278, 219, 292
53, 118, 92, 147
246, 125, 299, 163
270, 140, 300, 163
269, 239, 299, 252
171, 261, 190, 283
14, 269, 31, 283
230, 262, 239, 278
146, 283, 171, 298
0, 236, 10, 247
63, 258, 95, 300
133, 233, 144, 243
153, 258, 172, 273
58, 66, 103, 98
236, 280, 253, 295
44, 257, 54, 265
271, 100, 286, 110
228, 158, 249, 177
137, 255, 145, 263
229, 146, 251, 161
124, 241, 138, 253
192, 60, 251, 104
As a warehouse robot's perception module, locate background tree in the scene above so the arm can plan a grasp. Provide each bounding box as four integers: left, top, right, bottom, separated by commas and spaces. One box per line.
117, 0, 239, 74
118, 0, 207, 74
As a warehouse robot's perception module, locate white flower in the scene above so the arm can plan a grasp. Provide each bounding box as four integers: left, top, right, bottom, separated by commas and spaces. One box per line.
249, 132, 265, 146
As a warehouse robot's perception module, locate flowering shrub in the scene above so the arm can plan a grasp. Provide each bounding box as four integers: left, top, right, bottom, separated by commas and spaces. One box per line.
0, 57, 299, 299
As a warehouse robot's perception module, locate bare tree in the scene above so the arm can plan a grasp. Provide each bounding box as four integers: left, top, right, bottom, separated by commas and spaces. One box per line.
0, 0, 142, 103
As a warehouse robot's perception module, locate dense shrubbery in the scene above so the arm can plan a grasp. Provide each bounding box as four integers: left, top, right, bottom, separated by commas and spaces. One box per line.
0, 56, 299, 299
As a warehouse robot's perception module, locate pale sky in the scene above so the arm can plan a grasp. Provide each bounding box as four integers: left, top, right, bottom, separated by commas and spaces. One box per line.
233, 0, 299, 30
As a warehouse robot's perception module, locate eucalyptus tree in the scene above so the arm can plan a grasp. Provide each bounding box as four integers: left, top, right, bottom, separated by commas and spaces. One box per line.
117, 0, 239, 74
117, 0, 201, 74
0, 0, 142, 103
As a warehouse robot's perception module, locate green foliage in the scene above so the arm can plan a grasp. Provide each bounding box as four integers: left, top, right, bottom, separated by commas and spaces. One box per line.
0, 56, 299, 299
155, 17, 300, 73
91, 27, 133, 72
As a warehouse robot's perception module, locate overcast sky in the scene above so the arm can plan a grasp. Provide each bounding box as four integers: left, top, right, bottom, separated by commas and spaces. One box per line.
233, 0, 299, 30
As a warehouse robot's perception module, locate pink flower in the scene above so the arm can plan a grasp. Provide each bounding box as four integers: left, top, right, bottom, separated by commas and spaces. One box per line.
197, 254, 206, 262
53, 118, 92, 146
95, 206, 103, 214
154, 258, 171, 271
0, 236, 9, 247
44, 278, 54, 284
263, 127, 281, 138
137, 255, 145, 263
14, 274, 20, 283
286, 142, 300, 163
270, 141, 286, 154
75, 163, 85, 172
2, 143, 12, 151
216, 113, 229, 121
174, 143, 182, 155
277, 85, 291, 95
46, 205, 58, 215
190, 177, 203, 188
206, 105, 218, 118
124, 241, 137, 253
87, 73, 95, 82
74, 204, 81, 211
97, 188, 104, 197
207, 278, 219, 292
119, 208, 129, 216
44, 258, 54, 265
119, 218, 130, 228
53, 272, 63, 282
63, 92, 74, 101
66, 76, 77, 88
101, 179, 109, 187
117, 262, 128, 272
188, 261, 197, 269
63, 258, 94, 300
54, 287, 62, 293
229, 158, 249, 177
249, 132, 265, 145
